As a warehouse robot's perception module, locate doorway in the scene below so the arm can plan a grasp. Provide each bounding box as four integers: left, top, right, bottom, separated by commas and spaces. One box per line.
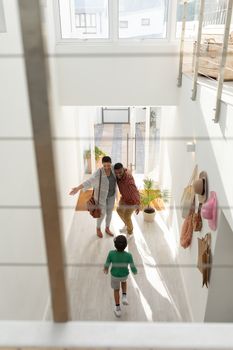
93, 106, 161, 180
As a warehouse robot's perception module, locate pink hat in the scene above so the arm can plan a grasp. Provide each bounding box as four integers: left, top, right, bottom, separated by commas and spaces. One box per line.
201, 191, 217, 231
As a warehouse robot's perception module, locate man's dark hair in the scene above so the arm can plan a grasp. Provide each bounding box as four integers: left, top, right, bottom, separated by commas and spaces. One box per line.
102, 156, 112, 163
114, 162, 123, 170
114, 235, 127, 252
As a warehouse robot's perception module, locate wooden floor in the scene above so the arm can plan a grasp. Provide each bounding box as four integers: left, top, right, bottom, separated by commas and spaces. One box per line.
51, 209, 192, 322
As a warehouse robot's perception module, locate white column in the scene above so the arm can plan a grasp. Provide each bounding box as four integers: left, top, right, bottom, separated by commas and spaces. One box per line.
129, 107, 136, 171
89, 114, 96, 174
177, 0, 188, 87
191, 0, 205, 100
144, 107, 150, 175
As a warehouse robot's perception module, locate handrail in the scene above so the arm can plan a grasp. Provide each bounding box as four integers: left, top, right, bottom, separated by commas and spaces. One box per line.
177, 0, 188, 87
1, 321, 233, 349
214, 0, 233, 123
191, 0, 205, 100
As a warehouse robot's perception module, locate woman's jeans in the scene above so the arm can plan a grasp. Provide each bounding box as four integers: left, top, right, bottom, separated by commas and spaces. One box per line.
97, 195, 115, 229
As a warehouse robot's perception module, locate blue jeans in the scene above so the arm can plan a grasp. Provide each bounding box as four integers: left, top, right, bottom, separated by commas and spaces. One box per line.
97, 195, 115, 229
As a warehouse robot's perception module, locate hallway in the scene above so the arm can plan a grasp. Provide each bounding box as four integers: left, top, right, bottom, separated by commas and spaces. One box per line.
59, 208, 191, 322
2, 0, 233, 347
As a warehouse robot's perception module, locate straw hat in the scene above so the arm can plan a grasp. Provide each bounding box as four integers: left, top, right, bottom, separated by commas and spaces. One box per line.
193, 171, 208, 203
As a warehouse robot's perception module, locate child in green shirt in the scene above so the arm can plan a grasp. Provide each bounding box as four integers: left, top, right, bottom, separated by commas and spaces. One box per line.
104, 235, 137, 317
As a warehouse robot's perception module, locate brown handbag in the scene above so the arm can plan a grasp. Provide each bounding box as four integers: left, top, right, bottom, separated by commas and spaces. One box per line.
180, 211, 194, 248
193, 203, 203, 232
87, 170, 102, 218
197, 233, 211, 288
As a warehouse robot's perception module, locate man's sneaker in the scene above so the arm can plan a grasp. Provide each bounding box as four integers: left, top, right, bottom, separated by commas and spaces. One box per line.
105, 227, 114, 236
127, 233, 134, 241
114, 305, 121, 317
119, 226, 127, 233
122, 294, 129, 305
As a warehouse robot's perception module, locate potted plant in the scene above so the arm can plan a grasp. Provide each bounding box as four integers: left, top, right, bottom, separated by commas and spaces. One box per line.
84, 146, 106, 173
140, 178, 169, 222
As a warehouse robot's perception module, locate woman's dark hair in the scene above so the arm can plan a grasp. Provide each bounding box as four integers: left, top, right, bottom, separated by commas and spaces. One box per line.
114, 162, 123, 170
114, 235, 127, 252
102, 156, 112, 164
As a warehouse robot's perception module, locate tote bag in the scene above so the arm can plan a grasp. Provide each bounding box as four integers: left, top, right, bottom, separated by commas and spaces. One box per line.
193, 203, 203, 232
197, 233, 211, 288
180, 165, 198, 219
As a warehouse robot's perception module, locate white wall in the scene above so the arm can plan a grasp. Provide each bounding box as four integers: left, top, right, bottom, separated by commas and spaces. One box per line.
39, 0, 180, 107
52, 106, 99, 208
158, 75, 233, 321
41, 0, 180, 107
56, 46, 179, 106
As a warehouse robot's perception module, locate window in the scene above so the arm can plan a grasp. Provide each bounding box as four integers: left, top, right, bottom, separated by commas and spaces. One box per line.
119, 20, 128, 29
141, 18, 151, 26
102, 108, 130, 124
58, 0, 169, 41
176, 0, 229, 39
118, 0, 169, 39
75, 13, 97, 34
176, 0, 199, 39
203, 0, 228, 26
0, 0, 6, 33
59, 0, 109, 39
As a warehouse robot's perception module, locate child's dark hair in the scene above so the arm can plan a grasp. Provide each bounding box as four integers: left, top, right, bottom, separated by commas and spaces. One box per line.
114, 235, 127, 251
102, 156, 112, 163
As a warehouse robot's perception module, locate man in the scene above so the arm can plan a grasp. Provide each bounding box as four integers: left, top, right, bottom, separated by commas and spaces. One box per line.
114, 163, 140, 237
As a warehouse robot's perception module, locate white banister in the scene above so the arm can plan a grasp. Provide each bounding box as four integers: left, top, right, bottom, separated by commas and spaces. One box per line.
191, 0, 205, 101
177, 0, 188, 87
214, 0, 233, 123
1, 322, 233, 349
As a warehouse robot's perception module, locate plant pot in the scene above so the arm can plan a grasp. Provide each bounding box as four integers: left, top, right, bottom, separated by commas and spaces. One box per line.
143, 208, 156, 222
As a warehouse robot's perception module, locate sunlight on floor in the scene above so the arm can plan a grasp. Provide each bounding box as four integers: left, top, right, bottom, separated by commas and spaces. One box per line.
132, 216, 183, 321
155, 208, 179, 260
129, 273, 153, 322
109, 202, 183, 320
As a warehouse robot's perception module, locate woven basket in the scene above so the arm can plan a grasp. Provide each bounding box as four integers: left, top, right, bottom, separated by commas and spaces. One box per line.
193, 35, 233, 81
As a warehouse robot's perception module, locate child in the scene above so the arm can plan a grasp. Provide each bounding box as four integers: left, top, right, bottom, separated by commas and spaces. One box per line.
104, 235, 137, 317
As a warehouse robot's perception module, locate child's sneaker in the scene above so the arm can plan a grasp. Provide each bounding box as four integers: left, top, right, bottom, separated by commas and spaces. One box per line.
114, 305, 121, 317
127, 233, 134, 241
122, 294, 129, 305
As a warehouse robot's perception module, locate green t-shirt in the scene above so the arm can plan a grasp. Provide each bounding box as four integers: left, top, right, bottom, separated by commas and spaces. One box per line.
104, 250, 137, 277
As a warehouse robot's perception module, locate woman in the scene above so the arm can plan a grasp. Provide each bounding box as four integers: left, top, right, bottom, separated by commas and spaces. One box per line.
69, 156, 116, 238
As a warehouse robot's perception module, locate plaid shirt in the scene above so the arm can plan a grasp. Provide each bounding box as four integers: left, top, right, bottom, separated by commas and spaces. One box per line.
117, 169, 140, 206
